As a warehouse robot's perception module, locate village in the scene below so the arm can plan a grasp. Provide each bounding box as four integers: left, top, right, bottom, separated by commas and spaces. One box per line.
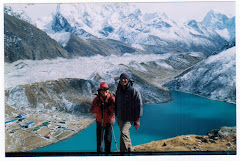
5, 108, 95, 152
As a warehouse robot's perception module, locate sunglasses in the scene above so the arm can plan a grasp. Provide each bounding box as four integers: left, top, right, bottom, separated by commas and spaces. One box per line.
99, 88, 109, 91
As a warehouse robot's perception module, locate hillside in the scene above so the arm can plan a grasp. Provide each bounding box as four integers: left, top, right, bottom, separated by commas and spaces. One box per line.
63, 34, 147, 57
164, 46, 236, 103
4, 14, 70, 63
133, 127, 236, 153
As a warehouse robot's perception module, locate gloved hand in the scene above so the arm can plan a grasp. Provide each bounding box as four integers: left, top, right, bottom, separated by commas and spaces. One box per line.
134, 118, 140, 130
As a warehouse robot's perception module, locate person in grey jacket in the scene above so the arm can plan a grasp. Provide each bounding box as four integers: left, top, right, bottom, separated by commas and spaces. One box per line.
115, 72, 143, 152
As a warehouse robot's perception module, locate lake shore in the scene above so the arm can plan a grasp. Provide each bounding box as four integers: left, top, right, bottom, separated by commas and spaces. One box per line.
5, 90, 236, 153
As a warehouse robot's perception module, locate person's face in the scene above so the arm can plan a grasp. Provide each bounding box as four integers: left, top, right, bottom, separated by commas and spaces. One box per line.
120, 78, 128, 86
100, 89, 109, 97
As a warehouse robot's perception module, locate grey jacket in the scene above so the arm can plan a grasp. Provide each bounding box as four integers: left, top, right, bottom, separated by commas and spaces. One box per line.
115, 81, 143, 121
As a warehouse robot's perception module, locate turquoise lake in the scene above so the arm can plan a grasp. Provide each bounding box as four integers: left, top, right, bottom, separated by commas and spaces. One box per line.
32, 91, 236, 152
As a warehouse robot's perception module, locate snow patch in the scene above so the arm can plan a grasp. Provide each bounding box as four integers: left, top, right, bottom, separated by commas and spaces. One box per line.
155, 60, 173, 69
48, 32, 71, 47
215, 28, 230, 41
131, 43, 145, 50
205, 47, 235, 64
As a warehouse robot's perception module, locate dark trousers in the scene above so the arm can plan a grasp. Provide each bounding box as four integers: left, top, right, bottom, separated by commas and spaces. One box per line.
96, 121, 112, 153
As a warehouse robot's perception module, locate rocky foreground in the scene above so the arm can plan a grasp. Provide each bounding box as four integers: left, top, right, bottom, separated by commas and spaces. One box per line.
133, 127, 236, 152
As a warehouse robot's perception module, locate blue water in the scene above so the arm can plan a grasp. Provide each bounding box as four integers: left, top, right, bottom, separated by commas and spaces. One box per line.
32, 91, 236, 152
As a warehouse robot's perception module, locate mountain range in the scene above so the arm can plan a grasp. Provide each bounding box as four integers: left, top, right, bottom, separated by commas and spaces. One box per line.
5, 3, 235, 60
4, 3, 236, 104
4, 13, 146, 62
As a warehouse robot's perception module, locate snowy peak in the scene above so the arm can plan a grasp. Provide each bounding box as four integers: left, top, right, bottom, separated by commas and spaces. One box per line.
201, 10, 235, 41
52, 12, 72, 32
201, 10, 229, 28
4, 6, 36, 26
52, 3, 175, 38
187, 20, 203, 34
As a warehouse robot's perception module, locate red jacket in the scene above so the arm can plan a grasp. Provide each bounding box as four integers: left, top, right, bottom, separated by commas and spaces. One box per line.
90, 93, 115, 125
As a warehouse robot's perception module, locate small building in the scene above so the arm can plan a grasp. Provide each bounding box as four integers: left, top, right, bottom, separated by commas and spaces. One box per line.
5, 118, 18, 125
12, 118, 18, 122
16, 113, 27, 118
25, 121, 34, 128
33, 126, 42, 131
42, 121, 51, 126
17, 118, 25, 122
5, 120, 12, 124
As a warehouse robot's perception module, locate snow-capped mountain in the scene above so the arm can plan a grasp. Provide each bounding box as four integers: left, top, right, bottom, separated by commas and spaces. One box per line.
4, 14, 70, 63
201, 10, 235, 41
163, 45, 236, 103
4, 3, 234, 56
4, 5, 36, 26
4, 3, 236, 104
4, 12, 147, 62
48, 3, 230, 55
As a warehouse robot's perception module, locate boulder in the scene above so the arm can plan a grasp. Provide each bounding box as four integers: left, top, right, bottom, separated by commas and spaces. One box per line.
207, 126, 236, 138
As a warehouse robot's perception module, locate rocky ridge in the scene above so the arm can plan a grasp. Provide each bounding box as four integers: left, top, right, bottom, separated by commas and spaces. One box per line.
63, 34, 148, 57
4, 14, 70, 63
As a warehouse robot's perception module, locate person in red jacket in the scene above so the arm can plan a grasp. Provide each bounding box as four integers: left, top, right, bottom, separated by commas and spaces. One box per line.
90, 82, 115, 153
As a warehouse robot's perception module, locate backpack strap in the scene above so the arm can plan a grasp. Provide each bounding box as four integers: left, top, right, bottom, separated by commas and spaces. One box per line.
129, 79, 134, 86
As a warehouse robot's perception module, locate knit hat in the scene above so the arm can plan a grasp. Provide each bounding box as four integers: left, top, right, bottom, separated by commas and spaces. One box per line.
120, 72, 130, 80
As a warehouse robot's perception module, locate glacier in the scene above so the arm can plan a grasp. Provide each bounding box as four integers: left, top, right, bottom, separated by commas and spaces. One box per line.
5, 51, 206, 112
4, 53, 173, 89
